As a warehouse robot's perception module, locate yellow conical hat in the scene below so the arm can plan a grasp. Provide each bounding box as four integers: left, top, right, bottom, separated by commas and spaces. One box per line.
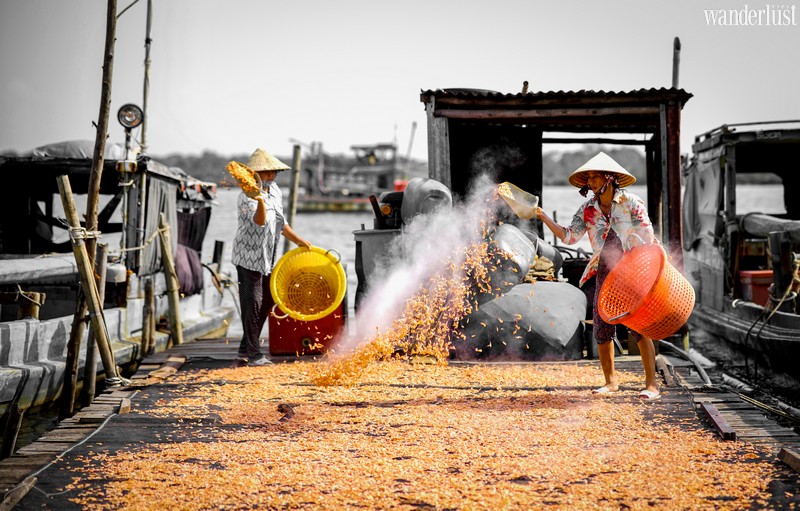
568, 151, 636, 188
247, 147, 290, 172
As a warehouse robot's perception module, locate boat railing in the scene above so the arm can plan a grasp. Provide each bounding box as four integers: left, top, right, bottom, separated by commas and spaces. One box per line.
695, 119, 800, 143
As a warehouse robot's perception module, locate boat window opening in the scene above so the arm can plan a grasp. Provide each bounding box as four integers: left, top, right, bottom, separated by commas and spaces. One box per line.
734, 173, 786, 216
48, 192, 124, 247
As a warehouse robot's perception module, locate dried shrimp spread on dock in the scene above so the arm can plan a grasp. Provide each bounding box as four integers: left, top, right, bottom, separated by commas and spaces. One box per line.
63, 362, 795, 511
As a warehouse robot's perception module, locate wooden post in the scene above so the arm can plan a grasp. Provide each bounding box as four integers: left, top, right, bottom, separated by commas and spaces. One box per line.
142, 277, 155, 355
283, 144, 302, 254
60, 289, 87, 420
212, 240, 225, 269
82, 243, 108, 407
665, 101, 684, 269
0, 405, 24, 460
57, 176, 119, 385
16, 291, 44, 320
158, 213, 184, 345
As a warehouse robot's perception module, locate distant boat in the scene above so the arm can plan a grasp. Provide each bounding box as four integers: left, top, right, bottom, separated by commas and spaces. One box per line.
682, 120, 800, 398
297, 143, 409, 212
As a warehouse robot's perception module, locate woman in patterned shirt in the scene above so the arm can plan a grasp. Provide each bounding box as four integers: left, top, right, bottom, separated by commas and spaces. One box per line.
232, 148, 312, 366
535, 152, 661, 401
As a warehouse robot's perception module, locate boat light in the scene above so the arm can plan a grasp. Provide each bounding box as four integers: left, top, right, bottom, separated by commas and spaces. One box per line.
117, 104, 143, 129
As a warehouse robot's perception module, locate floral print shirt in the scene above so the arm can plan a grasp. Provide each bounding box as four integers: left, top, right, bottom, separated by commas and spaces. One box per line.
562, 188, 657, 286
231, 182, 285, 274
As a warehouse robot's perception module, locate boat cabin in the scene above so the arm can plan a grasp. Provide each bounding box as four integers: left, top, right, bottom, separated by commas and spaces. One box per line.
683, 121, 800, 311
0, 141, 217, 320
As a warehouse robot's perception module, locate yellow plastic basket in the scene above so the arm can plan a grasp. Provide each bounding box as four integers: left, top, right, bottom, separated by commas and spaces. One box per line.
270, 246, 347, 322
497, 182, 539, 220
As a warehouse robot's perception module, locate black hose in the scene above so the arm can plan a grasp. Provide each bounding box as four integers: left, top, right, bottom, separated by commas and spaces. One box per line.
657, 340, 713, 386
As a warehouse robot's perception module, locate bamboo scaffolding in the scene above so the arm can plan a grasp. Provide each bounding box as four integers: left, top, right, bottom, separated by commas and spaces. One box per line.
57, 176, 120, 388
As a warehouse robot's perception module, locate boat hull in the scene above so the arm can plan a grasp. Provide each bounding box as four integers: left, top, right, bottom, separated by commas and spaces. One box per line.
0, 272, 234, 416
688, 302, 800, 396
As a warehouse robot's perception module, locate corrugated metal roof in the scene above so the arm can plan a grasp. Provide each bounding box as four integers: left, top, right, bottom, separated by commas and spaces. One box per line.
420, 87, 692, 102
420, 87, 692, 98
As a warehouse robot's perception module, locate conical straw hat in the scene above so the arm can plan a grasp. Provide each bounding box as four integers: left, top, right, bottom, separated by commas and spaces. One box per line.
568, 151, 637, 188
247, 147, 290, 172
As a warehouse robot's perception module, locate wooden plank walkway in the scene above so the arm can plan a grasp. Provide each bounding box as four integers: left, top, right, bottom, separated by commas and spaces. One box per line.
2, 338, 799, 510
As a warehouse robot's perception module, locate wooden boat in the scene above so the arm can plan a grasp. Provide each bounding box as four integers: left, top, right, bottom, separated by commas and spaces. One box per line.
0, 140, 234, 449
682, 121, 800, 397
297, 143, 406, 212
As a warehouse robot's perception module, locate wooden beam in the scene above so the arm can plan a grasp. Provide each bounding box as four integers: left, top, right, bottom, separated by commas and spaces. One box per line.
700, 402, 737, 440
434, 106, 661, 120
778, 447, 800, 473
541, 137, 648, 146
659, 104, 669, 243
666, 102, 684, 268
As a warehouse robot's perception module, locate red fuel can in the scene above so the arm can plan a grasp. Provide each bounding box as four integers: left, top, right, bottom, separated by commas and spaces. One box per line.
268, 302, 345, 356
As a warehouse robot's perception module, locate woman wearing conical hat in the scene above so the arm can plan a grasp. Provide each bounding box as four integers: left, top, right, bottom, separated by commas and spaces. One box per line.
231, 148, 312, 366
535, 152, 661, 400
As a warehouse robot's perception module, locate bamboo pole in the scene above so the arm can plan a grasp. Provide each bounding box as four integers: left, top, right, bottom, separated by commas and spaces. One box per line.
141, 0, 153, 152
61, 0, 118, 419
158, 213, 184, 345
57, 176, 119, 384
60, 290, 86, 420
283, 145, 302, 254
86, 0, 117, 266
82, 243, 108, 407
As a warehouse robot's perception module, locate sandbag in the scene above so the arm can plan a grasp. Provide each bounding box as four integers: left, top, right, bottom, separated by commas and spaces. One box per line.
456, 281, 586, 361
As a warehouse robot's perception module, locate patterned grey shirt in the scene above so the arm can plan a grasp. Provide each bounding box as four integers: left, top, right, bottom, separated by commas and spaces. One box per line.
231, 182, 285, 274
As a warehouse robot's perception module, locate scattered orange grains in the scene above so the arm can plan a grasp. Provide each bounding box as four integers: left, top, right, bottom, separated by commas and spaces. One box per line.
62, 362, 792, 511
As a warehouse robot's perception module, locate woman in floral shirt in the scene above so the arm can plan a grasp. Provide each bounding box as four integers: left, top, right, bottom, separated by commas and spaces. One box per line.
535, 152, 660, 400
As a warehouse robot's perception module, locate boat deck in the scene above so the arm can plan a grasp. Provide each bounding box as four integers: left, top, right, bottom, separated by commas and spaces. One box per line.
3, 338, 799, 510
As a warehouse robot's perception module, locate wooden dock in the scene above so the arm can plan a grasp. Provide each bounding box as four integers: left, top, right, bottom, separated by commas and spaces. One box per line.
2, 338, 799, 510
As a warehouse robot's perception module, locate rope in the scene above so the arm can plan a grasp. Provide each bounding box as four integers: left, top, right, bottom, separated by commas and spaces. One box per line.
763, 257, 800, 322
118, 226, 167, 254
15, 285, 44, 307
68, 226, 102, 242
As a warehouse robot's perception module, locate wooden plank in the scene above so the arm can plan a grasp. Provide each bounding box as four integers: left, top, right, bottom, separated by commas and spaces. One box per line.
119, 397, 131, 414
37, 432, 89, 443
15, 442, 73, 454
701, 403, 737, 440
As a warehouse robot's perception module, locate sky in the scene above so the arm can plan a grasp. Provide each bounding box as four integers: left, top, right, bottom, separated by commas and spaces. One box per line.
1, 0, 798, 163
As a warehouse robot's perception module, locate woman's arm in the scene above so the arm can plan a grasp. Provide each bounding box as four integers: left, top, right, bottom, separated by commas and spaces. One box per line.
535, 207, 567, 242
282, 224, 312, 248
253, 196, 267, 226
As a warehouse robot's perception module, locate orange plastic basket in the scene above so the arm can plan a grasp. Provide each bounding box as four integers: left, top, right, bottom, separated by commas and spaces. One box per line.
597, 243, 695, 340
270, 247, 346, 322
